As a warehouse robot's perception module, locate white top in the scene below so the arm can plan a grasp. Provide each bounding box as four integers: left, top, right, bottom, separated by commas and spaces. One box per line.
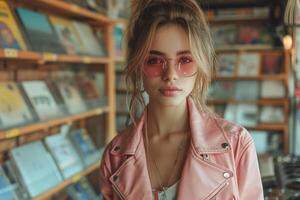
152, 181, 179, 200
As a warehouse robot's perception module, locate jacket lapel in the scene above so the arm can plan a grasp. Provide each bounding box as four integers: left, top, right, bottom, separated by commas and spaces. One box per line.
177, 98, 233, 200
109, 113, 153, 199
109, 97, 233, 199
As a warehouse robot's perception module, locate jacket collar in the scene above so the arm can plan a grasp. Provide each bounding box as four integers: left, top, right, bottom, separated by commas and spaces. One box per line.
111, 96, 230, 156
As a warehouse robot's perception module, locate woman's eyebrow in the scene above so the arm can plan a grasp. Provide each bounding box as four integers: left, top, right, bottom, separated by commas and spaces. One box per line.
149, 50, 191, 55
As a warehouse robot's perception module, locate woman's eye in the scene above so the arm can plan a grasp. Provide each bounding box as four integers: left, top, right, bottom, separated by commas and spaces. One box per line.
179, 56, 193, 64
146, 57, 164, 65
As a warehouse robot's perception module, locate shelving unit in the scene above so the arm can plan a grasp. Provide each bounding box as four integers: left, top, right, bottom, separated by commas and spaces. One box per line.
204, 1, 291, 154
34, 162, 100, 200
0, 106, 110, 140
0, 0, 120, 199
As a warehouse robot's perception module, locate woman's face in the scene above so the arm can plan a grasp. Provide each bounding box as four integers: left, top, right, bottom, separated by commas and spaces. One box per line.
143, 24, 197, 107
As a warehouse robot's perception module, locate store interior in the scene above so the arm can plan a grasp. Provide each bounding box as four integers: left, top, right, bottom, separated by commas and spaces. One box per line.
0, 0, 300, 199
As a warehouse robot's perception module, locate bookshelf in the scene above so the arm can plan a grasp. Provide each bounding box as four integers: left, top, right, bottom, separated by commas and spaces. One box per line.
0, 0, 120, 199
204, 2, 291, 154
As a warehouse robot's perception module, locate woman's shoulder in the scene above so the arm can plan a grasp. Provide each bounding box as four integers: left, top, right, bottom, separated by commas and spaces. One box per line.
212, 114, 254, 147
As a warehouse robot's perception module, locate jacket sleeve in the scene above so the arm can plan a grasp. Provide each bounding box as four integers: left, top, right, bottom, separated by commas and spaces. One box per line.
100, 147, 114, 200
236, 130, 264, 200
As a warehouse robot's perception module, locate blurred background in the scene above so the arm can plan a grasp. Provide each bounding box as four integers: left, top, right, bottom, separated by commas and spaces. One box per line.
0, 0, 299, 199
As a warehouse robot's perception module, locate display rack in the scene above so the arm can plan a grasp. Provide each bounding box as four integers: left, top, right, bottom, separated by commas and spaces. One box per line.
0, 0, 119, 199
205, 3, 291, 154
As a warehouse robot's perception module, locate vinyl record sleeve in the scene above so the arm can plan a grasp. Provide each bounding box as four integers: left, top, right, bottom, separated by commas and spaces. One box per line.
49, 15, 85, 55
66, 176, 101, 200
15, 7, 66, 53
0, 82, 34, 130
237, 53, 260, 76
45, 134, 84, 179
0, 0, 26, 49
69, 128, 101, 167
75, 74, 101, 108
72, 21, 103, 56
21, 80, 62, 121
55, 77, 87, 115
216, 53, 237, 76
10, 141, 63, 197
0, 165, 19, 200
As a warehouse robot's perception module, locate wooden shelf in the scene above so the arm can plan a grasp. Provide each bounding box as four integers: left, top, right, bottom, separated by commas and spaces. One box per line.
0, 49, 110, 64
208, 16, 268, 21
34, 162, 100, 200
208, 99, 288, 105
0, 107, 110, 140
246, 124, 287, 131
41, 53, 110, 64
213, 75, 286, 81
117, 111, 130, 115
116, 88, 128, 93
200, 0, 272, 9
18, 0, 111, 25
0, 49, 40, 61
215, 45, 274, 52
115, 56, 126, 63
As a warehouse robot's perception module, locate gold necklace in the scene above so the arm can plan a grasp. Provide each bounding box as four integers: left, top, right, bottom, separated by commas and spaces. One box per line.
144, 109, 189, 199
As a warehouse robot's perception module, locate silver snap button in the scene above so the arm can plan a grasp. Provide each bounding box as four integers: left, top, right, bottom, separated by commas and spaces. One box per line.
114, 146, 121, 152
223, 172, 230, 179
221, 143, 229, 149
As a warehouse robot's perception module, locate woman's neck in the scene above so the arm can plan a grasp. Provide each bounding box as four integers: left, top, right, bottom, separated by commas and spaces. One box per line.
146, 100, 189, 140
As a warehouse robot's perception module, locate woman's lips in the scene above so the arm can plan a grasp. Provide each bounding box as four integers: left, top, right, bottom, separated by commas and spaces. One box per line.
159, 87, 182, 97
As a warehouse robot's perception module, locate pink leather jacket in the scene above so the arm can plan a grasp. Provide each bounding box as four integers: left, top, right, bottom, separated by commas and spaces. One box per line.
100, 98, 264, 199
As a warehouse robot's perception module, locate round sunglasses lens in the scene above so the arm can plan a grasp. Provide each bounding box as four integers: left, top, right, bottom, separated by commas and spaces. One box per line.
143, 56, 164, 77
178, 63, 197, 76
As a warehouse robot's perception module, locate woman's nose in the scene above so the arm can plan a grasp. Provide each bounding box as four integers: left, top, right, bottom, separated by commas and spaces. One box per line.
162, 60, 179, 81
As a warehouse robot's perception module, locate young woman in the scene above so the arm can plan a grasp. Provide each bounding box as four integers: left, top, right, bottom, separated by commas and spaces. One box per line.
100, 0, 264, 199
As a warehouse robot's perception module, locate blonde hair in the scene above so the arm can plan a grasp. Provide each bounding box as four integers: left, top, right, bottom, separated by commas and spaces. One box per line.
124, 0, 216, 123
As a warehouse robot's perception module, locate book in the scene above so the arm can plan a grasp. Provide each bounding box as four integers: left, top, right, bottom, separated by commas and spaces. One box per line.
210, 7, 270, 20
68, 128, 101, 167
209, 81, 236, 100
49, 16, 85, 55
116, 94, 128, 112
237, 53, 260, 76
116, 115, 129, 130
261, 80, 285, 98
15, 7, 65, 53
116, 74, 127, 90
260, 106, 284, 123
2, 161, 30, 199
10, 141, 63, 197
0, 165, 19, 200
0, 0, 26, 50
0, 82, 34, 130
66, 176, 101, 200
107, 0, 127, 19
113, 24, 125, 57
236, 25, 273, 46
234, 81, 259, 100
21, 80, 62, 121
261, 53, 283, 74
44, 133, 84, 179
94, 29, 107, 56
45, 80, 69, 116
236, 104, 258, 127
75, 73, 101, 109
216, 53, 237, 77
72, 21, 103, 56
90, 72, 106, 100
224, 104, 237, 123
211, 25, 237, 48
250, 131, 269, 154
55, 77, 87, 115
